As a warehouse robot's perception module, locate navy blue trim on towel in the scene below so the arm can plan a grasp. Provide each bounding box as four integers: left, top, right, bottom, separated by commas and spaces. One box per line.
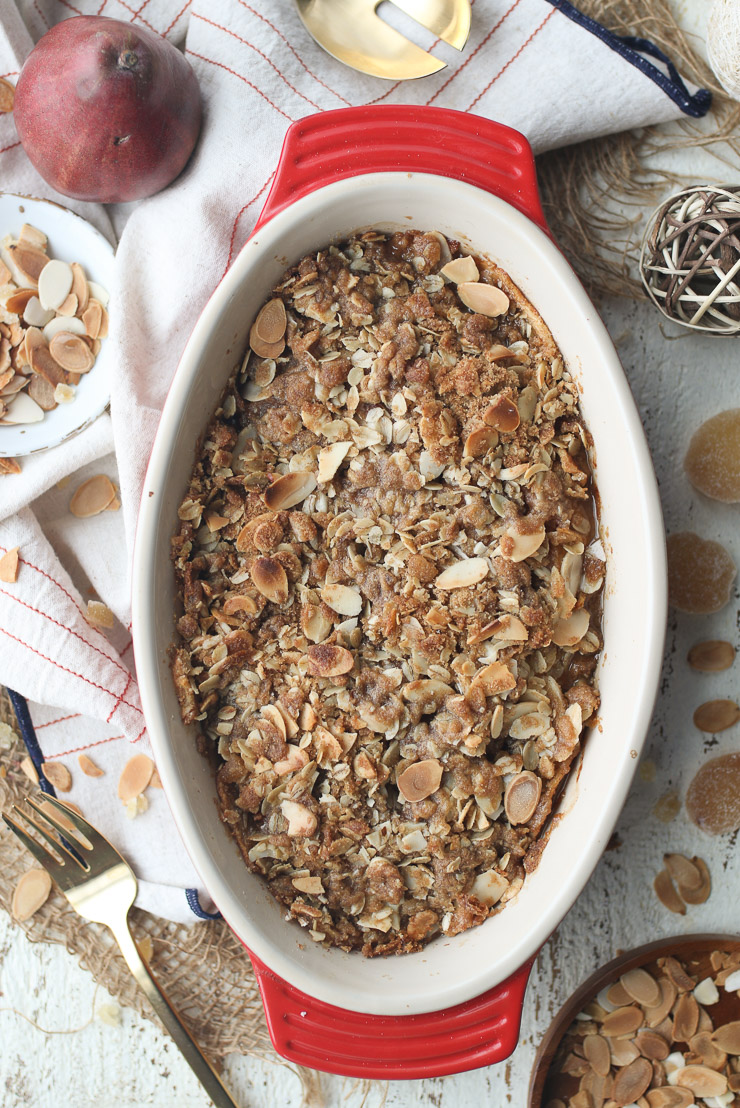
185, 888, 222, 920
545, 0, 711, 118
7, 688, 55, 796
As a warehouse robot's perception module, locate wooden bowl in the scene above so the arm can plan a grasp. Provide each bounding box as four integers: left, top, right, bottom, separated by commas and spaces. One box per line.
528, 933, 740, 1107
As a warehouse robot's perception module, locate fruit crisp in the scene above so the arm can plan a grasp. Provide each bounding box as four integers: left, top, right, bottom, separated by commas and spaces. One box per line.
170, 229, 604, 956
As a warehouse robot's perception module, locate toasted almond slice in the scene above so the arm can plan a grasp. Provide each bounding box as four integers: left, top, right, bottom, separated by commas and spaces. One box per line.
38, 259, 74, 311
150, 768, 163, 789
86, 600, 115, 628
28, 374, 57, 411
674, 1063, 727, 1097
621, 967, 662, 1008
19, 755, 38, 784
601, 1005, 644, 1037
249, 322, 284, 360
583, 1033, 611, 1076
645, 1088, 697, 1108
292, 875, 323, 895
251, 556, 289, 604
435, 556, 489, 590
307, 643, 354, 677
274, 702, 299, 739
0, 260, 9, 284
97, 304, 109, 339
222, 594, 259, 616
78, 753, 104, 778
0, 457, 21, 475
255, 298, 287, 344
301, 603, 333, 644
3, 391, 44, 424
440, 255, 479, 283
281, 799, 317, 837
679, 857, 711, 905
118, 754, 154, 802
673, 992, 699, 1042
635, 1029, 670, 1061
264, 471, 316, 510
0, 545, 19, 582
484, 395, 520, 432
30, 342, 65, 387
8, 244, 48, 287
11, 868, 52, 921
317, 441, 351, 483
688, 639, 735, 672
502, 523, 546, 562
321, 583, 362, 617
44, 314, 87, 341
552, 608, 590, 648
299, 703, 317, 730
71, 263, 89, 312
69, 474, 117, 518
457, 281, 510, 317
87, 280, 109, 308
5, 288, 35, 315
261, 703, 287, 741
56, 292, 78, 317
693, 698, 740, 733
23, 295, 54, 327
49, 332, 95, 373
689, 1029, 726, 1069
82, 299, 102, 339
653, 869, 685, 915
504, 771, 542, 825
205, 511, 230, 532
397, 759, 443, 803
464, 426, 498, 458
470, 869, 508, 907
472, 661, 517, 695
41, 760, 72, 791
18, 224, 46, 250
712, 1020, 740, 1053
663, 853, 702, 892
612, 1056, 653, 1105
607, 980, 634, 1007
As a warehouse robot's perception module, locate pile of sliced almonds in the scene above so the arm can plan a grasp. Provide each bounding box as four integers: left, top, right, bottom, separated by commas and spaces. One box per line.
654, 852, 711, 916
0, 223, 109, 425
545, 949, 740, 1108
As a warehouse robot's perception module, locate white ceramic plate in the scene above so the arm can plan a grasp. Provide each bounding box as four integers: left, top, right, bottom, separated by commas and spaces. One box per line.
0, 193, 115, 458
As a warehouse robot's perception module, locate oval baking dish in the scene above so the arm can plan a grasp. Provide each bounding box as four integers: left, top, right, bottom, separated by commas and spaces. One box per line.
132, 106, 667, 1077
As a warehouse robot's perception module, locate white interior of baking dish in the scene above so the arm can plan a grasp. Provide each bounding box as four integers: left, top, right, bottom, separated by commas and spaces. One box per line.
132, 173, 666, 1016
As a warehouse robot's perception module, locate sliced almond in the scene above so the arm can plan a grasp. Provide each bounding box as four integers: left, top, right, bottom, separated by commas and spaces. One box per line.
0, 457, 21, 475
19, 756, 38, 784
49, 332, 95, 373
679, 857, 711, 905
87, 280, 109, 308
69, 474, 117, 518
29, 342, 65, 387
299, 703, 317, 730
28, 374, 57, 411
254, 298, 287, 344
0, 545, 19, 583
275, 702, 300, 738
463, 426, 498, 458
41, 761, 72, 791
11, 868, 52, 921
78, 754, 104, 778
18, 224, 46, 250
688, 639, 735, 672
440, 255, 479, 283
434, 556, 489, 590
693, 698, 740, 733
612, 1056, 652, 1105
71, 262, 89, 312
484, 395, 520, 432
402, 678, 454, 709
301, 604, 333, 644
82, 300, 102, 339
504, 771, 542, 825
86, 600, 115, 628
621, 967, 662, 1008
689, 1030, 726, 1069
653, 869, 685, 915
0, 78, 15, 113
317, 441, 351, 483
552, 608, 590, 648
38, 259, 74, 311
472, 661, 516, 695
292, 875, 323, 895
23, 296, 54, 328
673, 992, 699, 1042
8, 244, 48, 287
583, 1033, 611, 1076
264, 471, 316, 510
44, 314, 87, 341
635, 1029, 670, 1061
645, 1089, 696, 1108
281, 799, 317, 837
251, 556, 289, 604
711, 1020, 740, 1054
607, 980, 635, 1007
321, 583, 362, 617
457, 281, 510, 317
261, 703, 287, 741
307, 643, 354, 677
601, 1005, 644, 1037
663, 852, 702, 892
3, 391, 44, 424
56, 292, 78, 317
118, 754, 154, 803
502, 523, 546, 562
397, 759, 443, 803
674, 1063, 727, 1097
249, 321, 284, 360
470, 869, 508, 907
5, 288, 35, 315
222, 595, 259, 616
467, 614, 528, 645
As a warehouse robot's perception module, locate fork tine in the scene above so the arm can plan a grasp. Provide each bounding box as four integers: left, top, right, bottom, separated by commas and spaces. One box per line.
11, 805, 87, 870
2, 811, 71, 886
26, 795, 94, 851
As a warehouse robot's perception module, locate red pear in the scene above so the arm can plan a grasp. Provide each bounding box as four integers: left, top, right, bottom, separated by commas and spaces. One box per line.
14, 16, 202, 203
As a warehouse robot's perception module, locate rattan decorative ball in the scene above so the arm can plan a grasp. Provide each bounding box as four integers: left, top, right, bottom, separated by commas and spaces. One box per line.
640, 186, 740, 334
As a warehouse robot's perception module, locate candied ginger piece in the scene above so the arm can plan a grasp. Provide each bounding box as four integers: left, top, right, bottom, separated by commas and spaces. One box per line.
685, 409, 740, 503
667, 532, 736, 613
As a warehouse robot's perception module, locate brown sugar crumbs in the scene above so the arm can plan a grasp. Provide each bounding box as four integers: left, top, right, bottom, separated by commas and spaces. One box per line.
170, 229, 604, 956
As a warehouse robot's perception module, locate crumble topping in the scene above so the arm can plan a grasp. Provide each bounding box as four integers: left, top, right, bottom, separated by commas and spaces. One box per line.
171, 229, 604, 956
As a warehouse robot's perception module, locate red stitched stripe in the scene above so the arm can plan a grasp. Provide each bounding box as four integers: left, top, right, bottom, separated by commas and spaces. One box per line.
466, 7, 556, 111
114, 0, 160, 36
186, 50, 295, 122
0, 72, 19, 79
0, 586, 132, 679
132, 723, 148, 743
45, 734, 124, 759
0, 140, 21, 156
0, 626, 143, 715
234, 0, 351, 106
33, 1, 51, 29
192, 13, 322, 111
106, 671, 132, 723
97, 0, 108, 14
426, 0, 525, 105
223, 171, 275, 276
56, 0, 84, 15
35, 712, 81, 730
163, 0, 192, 38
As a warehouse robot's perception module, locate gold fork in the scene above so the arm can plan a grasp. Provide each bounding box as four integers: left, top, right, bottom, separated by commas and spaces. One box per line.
3, 793, 238, 1108
295, 0, 471, 80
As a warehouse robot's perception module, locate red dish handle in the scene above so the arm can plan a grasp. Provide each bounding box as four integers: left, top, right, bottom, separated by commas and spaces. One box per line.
253, 105, 548, 235
249, 949, 535, 1079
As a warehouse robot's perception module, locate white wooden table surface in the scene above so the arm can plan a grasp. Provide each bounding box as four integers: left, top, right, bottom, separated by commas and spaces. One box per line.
4, 4, 738, 1105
